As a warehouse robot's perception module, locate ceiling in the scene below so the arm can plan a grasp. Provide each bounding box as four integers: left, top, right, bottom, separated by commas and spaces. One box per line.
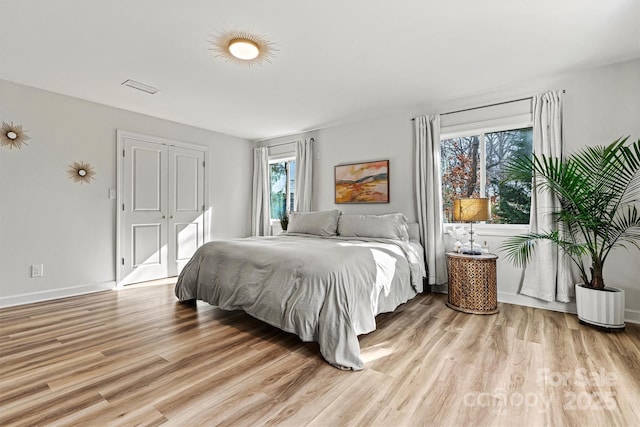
1, 0, 638, 141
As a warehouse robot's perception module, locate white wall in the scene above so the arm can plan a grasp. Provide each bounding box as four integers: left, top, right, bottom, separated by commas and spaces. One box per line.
258, 114, 416, 218
259, 58, 640, 322
314, 115, 415, 218
0, 79, 252, 306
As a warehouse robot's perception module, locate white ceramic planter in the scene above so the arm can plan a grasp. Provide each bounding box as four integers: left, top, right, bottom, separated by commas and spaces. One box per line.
575, 284, 625, 330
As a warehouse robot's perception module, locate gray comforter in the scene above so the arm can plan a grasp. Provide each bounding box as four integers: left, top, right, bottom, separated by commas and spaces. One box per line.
175, 233, 424, 370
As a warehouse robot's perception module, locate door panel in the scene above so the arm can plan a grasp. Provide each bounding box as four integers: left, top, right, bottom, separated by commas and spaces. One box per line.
174, 222, 199, 261
174, 154, 199, 211
132, 224, 162, 266
168, 146, 205, 275
133, 149, 162, 211
121, 138, 168, 285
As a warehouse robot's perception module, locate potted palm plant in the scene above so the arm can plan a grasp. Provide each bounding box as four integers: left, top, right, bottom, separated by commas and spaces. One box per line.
280, 210, 289, 231
501, 137, 640, 330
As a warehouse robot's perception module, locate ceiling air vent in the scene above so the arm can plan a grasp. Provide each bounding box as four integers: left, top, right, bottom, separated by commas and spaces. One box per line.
121, 79, 159, 95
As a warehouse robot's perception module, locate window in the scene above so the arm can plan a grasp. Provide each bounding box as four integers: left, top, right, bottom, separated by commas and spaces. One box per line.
270, 159, 295, 220
441, 127, 533, 224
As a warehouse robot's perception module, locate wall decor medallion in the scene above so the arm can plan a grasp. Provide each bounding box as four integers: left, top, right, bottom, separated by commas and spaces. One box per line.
67, 161, 96, 184
335, 160, 389, 203
1, 121, 30, 150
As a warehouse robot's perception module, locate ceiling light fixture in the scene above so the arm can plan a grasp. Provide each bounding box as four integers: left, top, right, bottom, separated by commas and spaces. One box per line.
211, 30, 276, 66
228, 38, 260, 60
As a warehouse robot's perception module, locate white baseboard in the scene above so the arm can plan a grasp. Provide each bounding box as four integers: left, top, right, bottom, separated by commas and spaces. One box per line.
428, 288, 640, 326
497, 291, 577, 315
0, 281, 116, 308
497, 292, 640, 325
624, 308, 640, 325
430, 287, 576, 314
498, 292, 640, 325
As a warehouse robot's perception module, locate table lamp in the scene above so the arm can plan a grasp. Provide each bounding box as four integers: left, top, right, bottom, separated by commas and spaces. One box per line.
453, 197, 490, 255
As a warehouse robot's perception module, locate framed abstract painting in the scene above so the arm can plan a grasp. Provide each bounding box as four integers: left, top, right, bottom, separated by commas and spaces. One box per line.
334, 160, 389, 204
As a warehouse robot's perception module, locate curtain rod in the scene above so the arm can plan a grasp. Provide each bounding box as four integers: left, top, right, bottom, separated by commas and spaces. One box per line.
264, 137, 314, 148
411, 90, 566, 121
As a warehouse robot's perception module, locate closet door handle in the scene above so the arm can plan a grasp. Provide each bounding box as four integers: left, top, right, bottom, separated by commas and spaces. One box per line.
162, 215, 166, 219
170, 215, 174, 219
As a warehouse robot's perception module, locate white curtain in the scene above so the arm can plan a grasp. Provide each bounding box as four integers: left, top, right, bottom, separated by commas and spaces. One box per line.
294, 138, 313, 212
520, 90, 572, 302
414, 115, 448, 286
251, 147, 271, 236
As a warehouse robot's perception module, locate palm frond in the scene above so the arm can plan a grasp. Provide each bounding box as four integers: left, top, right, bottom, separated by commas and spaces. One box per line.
501, 137, 640, 287
605, 205, 640, 257
500, 233, 547, 268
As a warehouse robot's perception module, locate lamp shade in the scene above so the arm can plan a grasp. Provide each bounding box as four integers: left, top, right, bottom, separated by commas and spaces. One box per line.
453, 198, 490, 222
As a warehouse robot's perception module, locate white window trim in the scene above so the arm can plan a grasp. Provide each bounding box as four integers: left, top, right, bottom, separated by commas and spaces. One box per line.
440, 114, 532, 140
442, 222, 529, 237
268, 154, 295, 163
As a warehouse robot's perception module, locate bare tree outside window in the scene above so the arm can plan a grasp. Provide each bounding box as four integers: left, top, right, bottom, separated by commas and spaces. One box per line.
441, 127, 532, 224
441, 135, 481, 222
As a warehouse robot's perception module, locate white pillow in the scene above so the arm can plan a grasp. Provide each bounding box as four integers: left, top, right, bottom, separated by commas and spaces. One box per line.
338, 213, 409, 241
287, 210, 341, 236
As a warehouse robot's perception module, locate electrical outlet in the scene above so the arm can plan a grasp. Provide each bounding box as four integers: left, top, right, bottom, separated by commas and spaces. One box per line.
31, 264, 43, 278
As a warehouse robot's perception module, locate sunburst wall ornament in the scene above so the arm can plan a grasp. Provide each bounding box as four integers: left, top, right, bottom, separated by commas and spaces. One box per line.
1, 121, 30, 150
67, 161, 96, 185
210, 29, 277, 66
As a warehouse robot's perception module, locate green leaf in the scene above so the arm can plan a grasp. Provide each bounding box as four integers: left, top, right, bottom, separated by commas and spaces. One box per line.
500, 137, 640, 287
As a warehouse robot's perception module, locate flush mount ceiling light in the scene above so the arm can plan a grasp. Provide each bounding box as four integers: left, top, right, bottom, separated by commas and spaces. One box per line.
1, 121, 30, 150
229, 38, 259, 60
211, 30, 277, 66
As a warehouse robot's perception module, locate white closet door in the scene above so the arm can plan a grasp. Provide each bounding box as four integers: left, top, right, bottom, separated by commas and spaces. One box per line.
119, 134, 206, 285
167, 146, 205, 276
121, 137, 169, 285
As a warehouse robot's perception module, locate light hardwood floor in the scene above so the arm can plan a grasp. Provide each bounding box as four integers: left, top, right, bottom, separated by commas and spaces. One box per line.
1, 282, 639, 426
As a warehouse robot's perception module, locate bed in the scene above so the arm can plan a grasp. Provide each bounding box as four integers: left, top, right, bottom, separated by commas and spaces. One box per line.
175, 210, 425, 370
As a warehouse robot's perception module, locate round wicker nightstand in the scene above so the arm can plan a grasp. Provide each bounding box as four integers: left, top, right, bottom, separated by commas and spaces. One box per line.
446, 252, 499, 315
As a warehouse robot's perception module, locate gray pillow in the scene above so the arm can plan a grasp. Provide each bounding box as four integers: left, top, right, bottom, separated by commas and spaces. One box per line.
287, 209, 341, 236
338, 213, 410, 241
